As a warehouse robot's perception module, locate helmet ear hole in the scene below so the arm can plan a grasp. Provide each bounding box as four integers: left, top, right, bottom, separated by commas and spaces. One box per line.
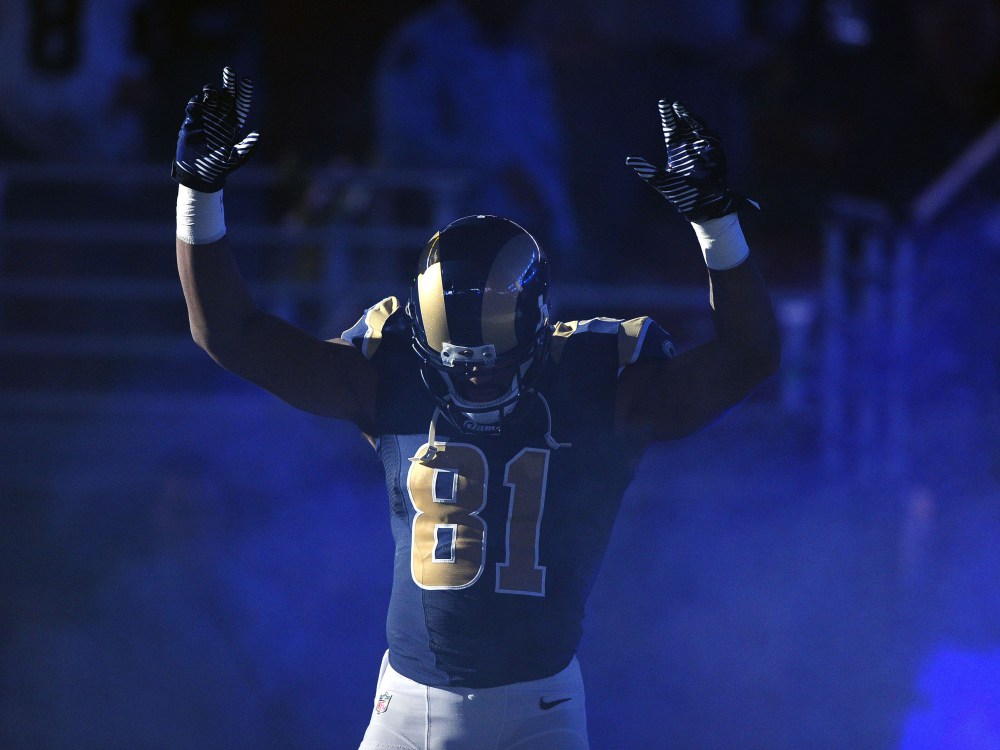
409, 215, 552, 433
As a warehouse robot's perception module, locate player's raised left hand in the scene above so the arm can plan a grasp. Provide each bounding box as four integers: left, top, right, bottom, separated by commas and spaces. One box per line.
627, 100, 757, 222
172, 66, 259, 193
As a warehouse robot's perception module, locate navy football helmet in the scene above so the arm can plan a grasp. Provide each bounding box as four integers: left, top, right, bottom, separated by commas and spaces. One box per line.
409, 215, 551, 434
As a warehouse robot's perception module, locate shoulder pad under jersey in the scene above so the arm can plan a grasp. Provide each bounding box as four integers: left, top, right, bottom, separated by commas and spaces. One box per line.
550, 316, 676, 372
341, 297, 411, 360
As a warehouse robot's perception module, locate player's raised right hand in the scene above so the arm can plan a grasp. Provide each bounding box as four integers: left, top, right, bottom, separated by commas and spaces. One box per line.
172, 67, 259, 193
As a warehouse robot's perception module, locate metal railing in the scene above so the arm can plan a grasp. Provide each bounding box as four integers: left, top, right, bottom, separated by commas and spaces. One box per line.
819, 113, 1000, 479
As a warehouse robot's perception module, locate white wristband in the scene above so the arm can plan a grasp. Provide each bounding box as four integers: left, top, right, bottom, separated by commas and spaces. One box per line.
176, 185, 226, 245
691, 213, 750, 270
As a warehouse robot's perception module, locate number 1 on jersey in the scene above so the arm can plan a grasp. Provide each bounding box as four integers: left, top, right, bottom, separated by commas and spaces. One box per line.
497, 448, 548, 596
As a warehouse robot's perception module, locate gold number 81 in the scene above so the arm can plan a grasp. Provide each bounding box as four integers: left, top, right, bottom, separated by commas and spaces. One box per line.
406, 443, 549, 596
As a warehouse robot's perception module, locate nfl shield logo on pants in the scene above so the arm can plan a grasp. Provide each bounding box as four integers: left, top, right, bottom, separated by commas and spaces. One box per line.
375, 692, 392, 714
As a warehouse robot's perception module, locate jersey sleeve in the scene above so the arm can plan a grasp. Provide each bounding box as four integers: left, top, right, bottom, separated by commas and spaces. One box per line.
550, 316, 676, 375
340, 296, 404, 360
616, 316, 676, 373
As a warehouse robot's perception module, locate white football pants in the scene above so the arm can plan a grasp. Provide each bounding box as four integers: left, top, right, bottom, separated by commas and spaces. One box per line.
358, 651, 589, 749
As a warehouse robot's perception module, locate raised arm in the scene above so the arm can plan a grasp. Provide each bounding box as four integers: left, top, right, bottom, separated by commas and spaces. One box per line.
173, 68, 377, 430
617, 101, 780, 447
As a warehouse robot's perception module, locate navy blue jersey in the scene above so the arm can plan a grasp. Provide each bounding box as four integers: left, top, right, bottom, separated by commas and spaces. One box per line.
343, 298, 675, 688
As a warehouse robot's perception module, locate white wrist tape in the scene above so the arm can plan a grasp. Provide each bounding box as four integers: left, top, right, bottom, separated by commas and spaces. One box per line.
176, 185, 226, 245
691, 213, 750, 270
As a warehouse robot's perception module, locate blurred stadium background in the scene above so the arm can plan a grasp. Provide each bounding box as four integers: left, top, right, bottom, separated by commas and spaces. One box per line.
1, 1, 999, 748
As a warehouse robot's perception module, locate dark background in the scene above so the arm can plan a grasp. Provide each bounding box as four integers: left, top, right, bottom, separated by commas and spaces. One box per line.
2, 0, 1000, 748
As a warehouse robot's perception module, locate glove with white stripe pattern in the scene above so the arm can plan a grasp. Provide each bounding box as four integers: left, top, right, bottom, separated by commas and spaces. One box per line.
626, 100, 757, 222
172, 67, 259, 193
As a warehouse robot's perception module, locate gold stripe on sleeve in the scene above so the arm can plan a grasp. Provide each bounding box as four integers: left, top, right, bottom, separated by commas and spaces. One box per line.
618, 317, 652, 368
547, 321, 578, 364
359, 297, 401, 359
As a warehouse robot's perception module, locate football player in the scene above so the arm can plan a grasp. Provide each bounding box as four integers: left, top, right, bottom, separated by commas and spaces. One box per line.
173, 68, 780, 749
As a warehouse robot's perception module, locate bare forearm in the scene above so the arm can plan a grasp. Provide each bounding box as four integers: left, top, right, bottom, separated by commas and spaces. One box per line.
176, 236, 376, 422
176, 236, 259, 361
616, 253, 780, 444
176, 236, 321, 383
707, 256, 781, 380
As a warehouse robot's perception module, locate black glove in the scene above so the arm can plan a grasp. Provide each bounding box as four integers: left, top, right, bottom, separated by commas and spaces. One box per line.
626, 100, 757, 222
172, 67, 259, 193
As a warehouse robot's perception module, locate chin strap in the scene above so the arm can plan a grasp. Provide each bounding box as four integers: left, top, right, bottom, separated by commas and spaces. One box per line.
537, 393, 571, 450
409, 407, 444, 464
